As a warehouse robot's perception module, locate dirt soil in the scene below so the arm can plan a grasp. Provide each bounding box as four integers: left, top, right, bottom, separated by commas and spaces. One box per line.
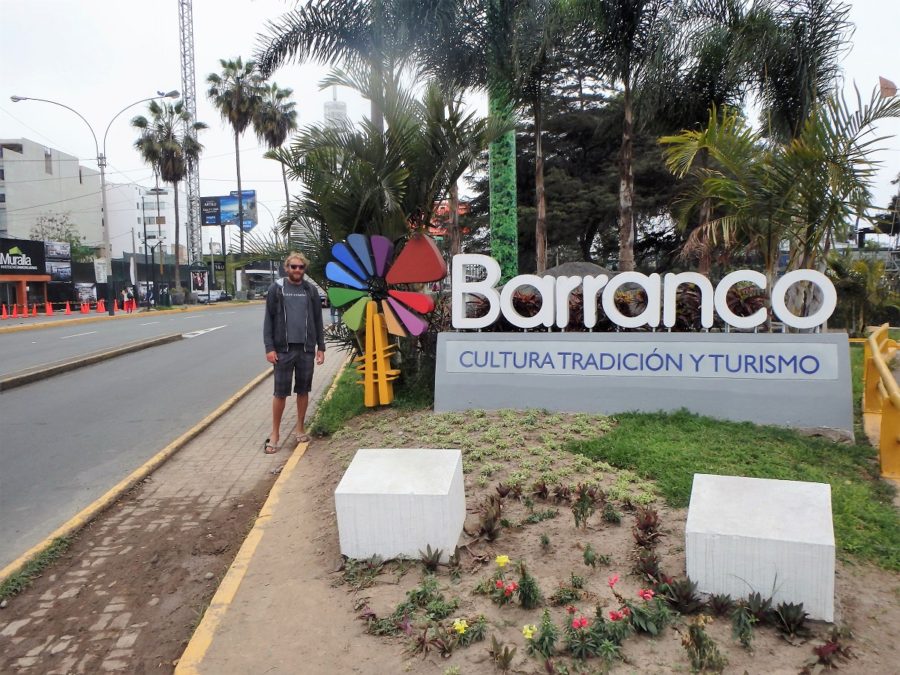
0, 475, 274, 674
298, 407, 900, 674
3, 405, 899, 675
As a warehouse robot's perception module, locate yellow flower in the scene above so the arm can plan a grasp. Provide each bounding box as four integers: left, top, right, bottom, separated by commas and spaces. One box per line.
452, 618, 468, 635
522, 624, 537, 640
495, 554, 510, 568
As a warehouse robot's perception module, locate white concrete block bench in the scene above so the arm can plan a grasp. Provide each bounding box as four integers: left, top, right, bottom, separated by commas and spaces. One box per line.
685, 473, 835, 621
334, 449, 466, 562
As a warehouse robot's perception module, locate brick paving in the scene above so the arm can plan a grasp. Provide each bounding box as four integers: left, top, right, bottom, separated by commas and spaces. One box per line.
0, 353, 345, 673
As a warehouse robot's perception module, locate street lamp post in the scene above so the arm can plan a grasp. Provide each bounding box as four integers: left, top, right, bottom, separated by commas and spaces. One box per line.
11, 90, 179, 315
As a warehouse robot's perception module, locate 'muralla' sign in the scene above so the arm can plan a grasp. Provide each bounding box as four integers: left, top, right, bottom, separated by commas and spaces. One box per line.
435, 254, 852, 438
450, 254, 837, 330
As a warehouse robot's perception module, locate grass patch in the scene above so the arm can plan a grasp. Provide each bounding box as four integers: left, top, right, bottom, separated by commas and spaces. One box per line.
568, 410, 899, 571
0, 536, 72, 600
310, 363, 368, 436
310, 359, 432, 436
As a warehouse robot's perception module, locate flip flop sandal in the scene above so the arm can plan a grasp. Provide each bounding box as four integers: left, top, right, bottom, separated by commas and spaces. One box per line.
263, 438, 278, 454
295, 433, 311, 443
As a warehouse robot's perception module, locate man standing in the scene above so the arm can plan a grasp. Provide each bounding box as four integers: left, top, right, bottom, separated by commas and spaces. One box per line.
263, 252, 326, 454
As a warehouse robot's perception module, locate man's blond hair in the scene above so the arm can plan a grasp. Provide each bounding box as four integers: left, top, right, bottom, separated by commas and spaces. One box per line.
284, 251, 309, 269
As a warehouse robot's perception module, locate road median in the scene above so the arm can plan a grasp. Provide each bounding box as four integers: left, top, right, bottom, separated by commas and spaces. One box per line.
0, 333, 183, 392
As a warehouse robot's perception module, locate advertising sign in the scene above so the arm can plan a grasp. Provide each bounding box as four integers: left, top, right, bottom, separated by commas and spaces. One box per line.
200, 190, 258, 231
45, 240, 72, 282
0, 238, 45, 275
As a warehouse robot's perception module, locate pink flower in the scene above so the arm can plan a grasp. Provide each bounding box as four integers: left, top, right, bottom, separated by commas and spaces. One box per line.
565, 605, 577, 615
507, 581, 518, 592
607, 574, 619, 588
622, 606, 631, 617
638, 589, 655, 601
504, 588, 513, 597
609, 610, 624, 621
571, 616, 589, 629
572, 618, 581, 629
495, 579, 505, 589
579, 617, 589, 629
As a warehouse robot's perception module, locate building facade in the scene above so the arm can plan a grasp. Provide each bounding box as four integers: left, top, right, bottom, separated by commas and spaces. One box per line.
0, 138, 102, 245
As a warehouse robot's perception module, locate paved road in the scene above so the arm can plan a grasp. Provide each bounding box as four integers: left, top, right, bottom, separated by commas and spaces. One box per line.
0, 303, 281, 569
0, 306, 248, 376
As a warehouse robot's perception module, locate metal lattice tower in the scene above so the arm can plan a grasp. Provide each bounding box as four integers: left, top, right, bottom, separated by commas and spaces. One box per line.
178, 0, 202, 264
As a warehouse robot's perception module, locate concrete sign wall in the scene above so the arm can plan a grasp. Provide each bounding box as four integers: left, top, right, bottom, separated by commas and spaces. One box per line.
435, 332, 853, 436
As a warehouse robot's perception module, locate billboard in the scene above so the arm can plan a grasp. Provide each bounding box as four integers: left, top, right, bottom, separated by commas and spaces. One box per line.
45, 240, 72, 282
201, 190, 257, 231
0, 238, 45, 275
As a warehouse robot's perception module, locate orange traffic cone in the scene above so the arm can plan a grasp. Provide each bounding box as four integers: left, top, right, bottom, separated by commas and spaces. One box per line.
1, 304, 7, 319
81, 302, 88, 314
45, 301, 53, 316
65, 301, 72, 315
12, 304, 19, 318
32, 305, 38, 317
114, 299, 119, 312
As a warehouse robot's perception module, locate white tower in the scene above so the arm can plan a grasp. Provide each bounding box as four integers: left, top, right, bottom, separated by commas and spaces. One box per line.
323, 87, 348, 128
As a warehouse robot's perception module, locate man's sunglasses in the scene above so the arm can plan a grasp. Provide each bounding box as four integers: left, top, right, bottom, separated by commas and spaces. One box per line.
288, 264, 306, 270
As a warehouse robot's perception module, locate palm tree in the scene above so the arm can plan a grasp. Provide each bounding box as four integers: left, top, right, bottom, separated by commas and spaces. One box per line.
256, 0, 530, 281
252, 82, 298, 219
254, 0, 424, 132
570, 0, 674, 272
661, 90, 900, 300
206, 57, 263, 254
278, 67, 499, 258
132, 100, 206, 292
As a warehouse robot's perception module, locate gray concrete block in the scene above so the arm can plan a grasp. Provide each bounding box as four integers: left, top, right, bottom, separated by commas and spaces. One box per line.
685, 473, 835, 621
334, 449, 465, 561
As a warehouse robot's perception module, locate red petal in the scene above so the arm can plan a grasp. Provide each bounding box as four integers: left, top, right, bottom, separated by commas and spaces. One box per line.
385, 234, 447, 284
387, 290, 434, 314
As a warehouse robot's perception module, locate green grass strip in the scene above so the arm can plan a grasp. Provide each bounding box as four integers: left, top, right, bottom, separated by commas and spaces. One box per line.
310, 363, 368, 436
567, 410, 899, 571
0, 536, 72, 600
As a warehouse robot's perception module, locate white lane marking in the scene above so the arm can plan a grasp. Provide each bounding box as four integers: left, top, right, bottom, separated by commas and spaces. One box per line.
140, 321, 160, 325
183, 325, 226, 339
60, 331, 97, 340
171, 315, 201, 320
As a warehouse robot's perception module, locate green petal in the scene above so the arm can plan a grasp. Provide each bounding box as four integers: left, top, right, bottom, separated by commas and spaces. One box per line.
342, 297, 369, 331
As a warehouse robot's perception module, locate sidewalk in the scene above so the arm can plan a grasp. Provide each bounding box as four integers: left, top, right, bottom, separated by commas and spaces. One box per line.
0, 350, 344, 673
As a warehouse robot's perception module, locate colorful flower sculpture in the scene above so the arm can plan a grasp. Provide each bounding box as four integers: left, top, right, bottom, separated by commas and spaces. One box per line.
325, 233, 447, 407
325, 233, 447, 337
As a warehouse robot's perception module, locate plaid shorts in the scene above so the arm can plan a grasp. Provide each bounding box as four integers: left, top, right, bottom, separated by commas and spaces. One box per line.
272, 344, 315, 398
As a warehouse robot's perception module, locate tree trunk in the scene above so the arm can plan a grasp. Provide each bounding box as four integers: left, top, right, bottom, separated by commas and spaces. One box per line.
534, 96, 547, 274
617, 77, 636, 272
281, 162, 291, 223
488, 85, 518, 283
173, 182, 182, 290
235, 131, 244, 255
449, 181, 461, 257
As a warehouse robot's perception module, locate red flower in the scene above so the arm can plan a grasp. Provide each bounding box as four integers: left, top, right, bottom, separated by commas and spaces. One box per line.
609, 610, 624, 621
495, 579, 504, 589
504, 588, 513, 597
507, 582, 518, 592
622, 606, 631, 617
572, 618, 581, 629
579, 617, 589, 629
607, 574, 619, 588
566, 605, 577, 615
638, 589, 655, 601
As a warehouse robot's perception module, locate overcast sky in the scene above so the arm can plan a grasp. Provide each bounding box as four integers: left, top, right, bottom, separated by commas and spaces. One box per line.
1, 0, 898, 251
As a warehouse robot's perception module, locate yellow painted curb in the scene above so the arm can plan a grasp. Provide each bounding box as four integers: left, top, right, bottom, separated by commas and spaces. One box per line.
176, 357, 348, 675
0, 367, 273, 587
174, 440, 309, 675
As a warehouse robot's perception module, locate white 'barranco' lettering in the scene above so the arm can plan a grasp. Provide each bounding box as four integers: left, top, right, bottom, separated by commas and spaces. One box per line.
450, 254, 837, 331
